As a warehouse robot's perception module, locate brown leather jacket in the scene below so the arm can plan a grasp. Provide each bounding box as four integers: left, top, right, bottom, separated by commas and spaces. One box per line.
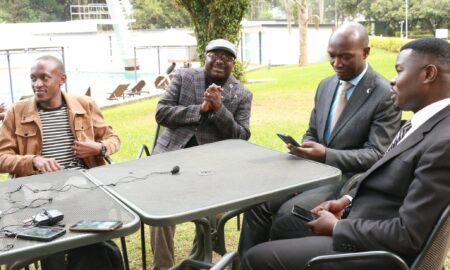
0, 92, 120, 177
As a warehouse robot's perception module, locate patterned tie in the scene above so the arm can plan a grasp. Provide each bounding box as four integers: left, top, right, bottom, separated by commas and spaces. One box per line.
330, 81, 353, 132
385, 120, 412, 153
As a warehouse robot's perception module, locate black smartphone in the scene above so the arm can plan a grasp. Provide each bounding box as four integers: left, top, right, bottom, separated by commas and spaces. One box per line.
69, 220, 122, 232
276, 132, 300, 147
291, 205, 319, 222
13, 226, 66, 242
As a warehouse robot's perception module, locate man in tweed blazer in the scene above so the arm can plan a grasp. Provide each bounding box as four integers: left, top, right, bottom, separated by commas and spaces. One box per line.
151, 39, 252, 270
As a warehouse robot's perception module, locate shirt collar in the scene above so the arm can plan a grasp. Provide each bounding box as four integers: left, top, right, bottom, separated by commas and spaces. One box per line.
410, 98, 450, 130
341, 63, 368, 86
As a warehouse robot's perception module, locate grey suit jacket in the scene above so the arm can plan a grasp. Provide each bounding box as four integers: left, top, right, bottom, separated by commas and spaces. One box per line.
303, 66, 401, 174
334, 105, 450, 264
154, 68, 252, 154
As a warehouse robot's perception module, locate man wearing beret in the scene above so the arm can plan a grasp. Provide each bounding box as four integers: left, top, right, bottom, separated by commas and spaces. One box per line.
151, 39, 253, 270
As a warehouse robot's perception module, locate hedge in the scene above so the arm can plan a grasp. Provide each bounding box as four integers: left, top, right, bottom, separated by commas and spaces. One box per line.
369, 36, 450, 53
369, 36, 411, 53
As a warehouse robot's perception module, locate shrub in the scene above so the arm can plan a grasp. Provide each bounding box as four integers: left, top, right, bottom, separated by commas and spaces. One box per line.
233, 60, 246, 83
369, 36, 410, 53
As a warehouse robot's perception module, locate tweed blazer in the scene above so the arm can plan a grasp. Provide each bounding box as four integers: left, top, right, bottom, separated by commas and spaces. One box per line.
154, 68, 252, 154
334, 105, 450, 264
303, 66, 401, 174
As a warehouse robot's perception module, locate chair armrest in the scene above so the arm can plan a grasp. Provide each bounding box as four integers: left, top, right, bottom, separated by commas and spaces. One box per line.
137, 144, 151, 159
303, 251, 409, 270
210, 251, 238, 270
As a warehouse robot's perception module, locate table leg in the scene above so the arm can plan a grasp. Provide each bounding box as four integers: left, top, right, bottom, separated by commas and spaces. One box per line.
141, 222, 147, 270
120, 236, 130, 270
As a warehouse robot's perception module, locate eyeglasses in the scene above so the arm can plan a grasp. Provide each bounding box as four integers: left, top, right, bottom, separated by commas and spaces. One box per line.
206, 52, 235, 64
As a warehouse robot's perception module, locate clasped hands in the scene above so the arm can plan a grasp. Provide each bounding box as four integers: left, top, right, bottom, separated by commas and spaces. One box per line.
32, 140, 102, 173
304, 196, 352, 236
200, 84, 223, 113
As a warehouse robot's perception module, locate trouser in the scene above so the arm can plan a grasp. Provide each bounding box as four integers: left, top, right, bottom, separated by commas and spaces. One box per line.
151, 225, 176, 270
41, 240, 124, 270
151, 214, 223, 270
238, 183, 337, 258
240, 236, 399, 270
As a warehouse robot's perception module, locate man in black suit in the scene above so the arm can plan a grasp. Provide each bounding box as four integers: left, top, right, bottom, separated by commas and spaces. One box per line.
238, 22, 401, 256
241, 37, 450, 270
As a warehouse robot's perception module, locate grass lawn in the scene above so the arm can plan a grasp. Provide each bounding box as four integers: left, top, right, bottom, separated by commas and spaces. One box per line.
1, 48, 448, 268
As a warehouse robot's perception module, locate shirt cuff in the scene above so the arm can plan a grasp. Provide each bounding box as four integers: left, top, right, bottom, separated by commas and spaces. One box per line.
344, 194, 353, 202
332, 220, 339, 234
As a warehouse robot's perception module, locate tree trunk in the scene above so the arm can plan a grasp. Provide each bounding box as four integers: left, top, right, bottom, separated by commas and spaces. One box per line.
297, 0, 308, 65
318, 0, 324, 23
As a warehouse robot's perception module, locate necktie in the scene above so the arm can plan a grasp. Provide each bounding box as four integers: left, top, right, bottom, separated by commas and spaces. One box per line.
385, 120, 412, 153
330, 81, 353, 132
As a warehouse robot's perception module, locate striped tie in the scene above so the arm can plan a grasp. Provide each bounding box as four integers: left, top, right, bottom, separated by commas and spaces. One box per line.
385, 120, 412, 153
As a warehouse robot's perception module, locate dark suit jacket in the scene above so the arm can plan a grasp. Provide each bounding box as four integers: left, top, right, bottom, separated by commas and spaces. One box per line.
154, 68, 252, 154
303, 66, 401, 174
334, 105, 450, 264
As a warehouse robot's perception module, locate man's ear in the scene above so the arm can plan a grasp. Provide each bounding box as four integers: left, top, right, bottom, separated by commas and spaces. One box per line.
363, 46, 371, 59
423, 64, 438, 84
59, 74, 67, 86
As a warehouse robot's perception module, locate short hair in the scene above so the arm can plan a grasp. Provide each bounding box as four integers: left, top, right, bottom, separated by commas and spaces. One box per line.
34, 55, 65, 73
401, 38, 450, 66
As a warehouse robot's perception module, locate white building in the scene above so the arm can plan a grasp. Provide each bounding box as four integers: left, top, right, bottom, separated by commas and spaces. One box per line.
240, 20, 334, 65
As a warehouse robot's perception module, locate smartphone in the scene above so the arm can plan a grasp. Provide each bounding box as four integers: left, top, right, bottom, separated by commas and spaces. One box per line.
69, 220, 122, 232
276, 132, 300, 147
291, 205, 319, 222
13, 226, 66, 242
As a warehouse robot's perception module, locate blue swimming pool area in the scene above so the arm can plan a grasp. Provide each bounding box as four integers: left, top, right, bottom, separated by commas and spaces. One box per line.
0, 69, 156, 106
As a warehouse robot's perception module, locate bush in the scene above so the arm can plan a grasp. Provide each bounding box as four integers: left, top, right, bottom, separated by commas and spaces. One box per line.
233, 60, 246, 82
369, 36, 411, 53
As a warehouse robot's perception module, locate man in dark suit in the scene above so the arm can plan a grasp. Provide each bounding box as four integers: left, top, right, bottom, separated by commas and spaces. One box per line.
241, 37, 450, 270
238, 22, 401, 256
151, 39, 252, 270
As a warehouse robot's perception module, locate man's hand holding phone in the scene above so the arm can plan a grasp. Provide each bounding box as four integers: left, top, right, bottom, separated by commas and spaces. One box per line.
287, 141, 326, 163
292, 205, 338, 236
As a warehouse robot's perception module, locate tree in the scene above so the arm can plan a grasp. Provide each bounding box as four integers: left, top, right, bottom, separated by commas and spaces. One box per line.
281, 0, 309, 65
337, 0, 450, 36
295, 0, 309, 65
132, 0, 190, 29
176, 0, 250, 63
0, 0, 67, 22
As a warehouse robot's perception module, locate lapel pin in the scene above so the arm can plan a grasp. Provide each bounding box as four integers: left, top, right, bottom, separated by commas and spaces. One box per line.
366, 88, 371, 94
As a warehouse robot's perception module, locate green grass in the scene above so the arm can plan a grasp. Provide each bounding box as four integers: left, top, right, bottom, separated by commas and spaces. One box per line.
1, 47, 447, 268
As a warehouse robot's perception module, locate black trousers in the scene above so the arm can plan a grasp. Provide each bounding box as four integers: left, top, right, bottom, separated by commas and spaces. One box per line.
41, 240, 124, 270
240, 236, 400, 270
238, 183, 337, 257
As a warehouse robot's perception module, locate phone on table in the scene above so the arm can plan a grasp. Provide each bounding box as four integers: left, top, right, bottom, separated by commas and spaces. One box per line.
276, 132, 300, 147
69, 220, 122, 232
11, 226, 66, 242
291, 205, 319, 222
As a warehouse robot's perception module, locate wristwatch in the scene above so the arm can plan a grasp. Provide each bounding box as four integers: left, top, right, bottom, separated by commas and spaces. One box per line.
99, 143, 107, 157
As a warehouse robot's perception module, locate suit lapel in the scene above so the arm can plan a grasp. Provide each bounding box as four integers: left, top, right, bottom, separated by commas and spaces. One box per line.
357, 105, 450, 187
194, 69, 206, 104
319, 76, 339, 141
328, 67, 375, 144
222, 75, 238, 103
